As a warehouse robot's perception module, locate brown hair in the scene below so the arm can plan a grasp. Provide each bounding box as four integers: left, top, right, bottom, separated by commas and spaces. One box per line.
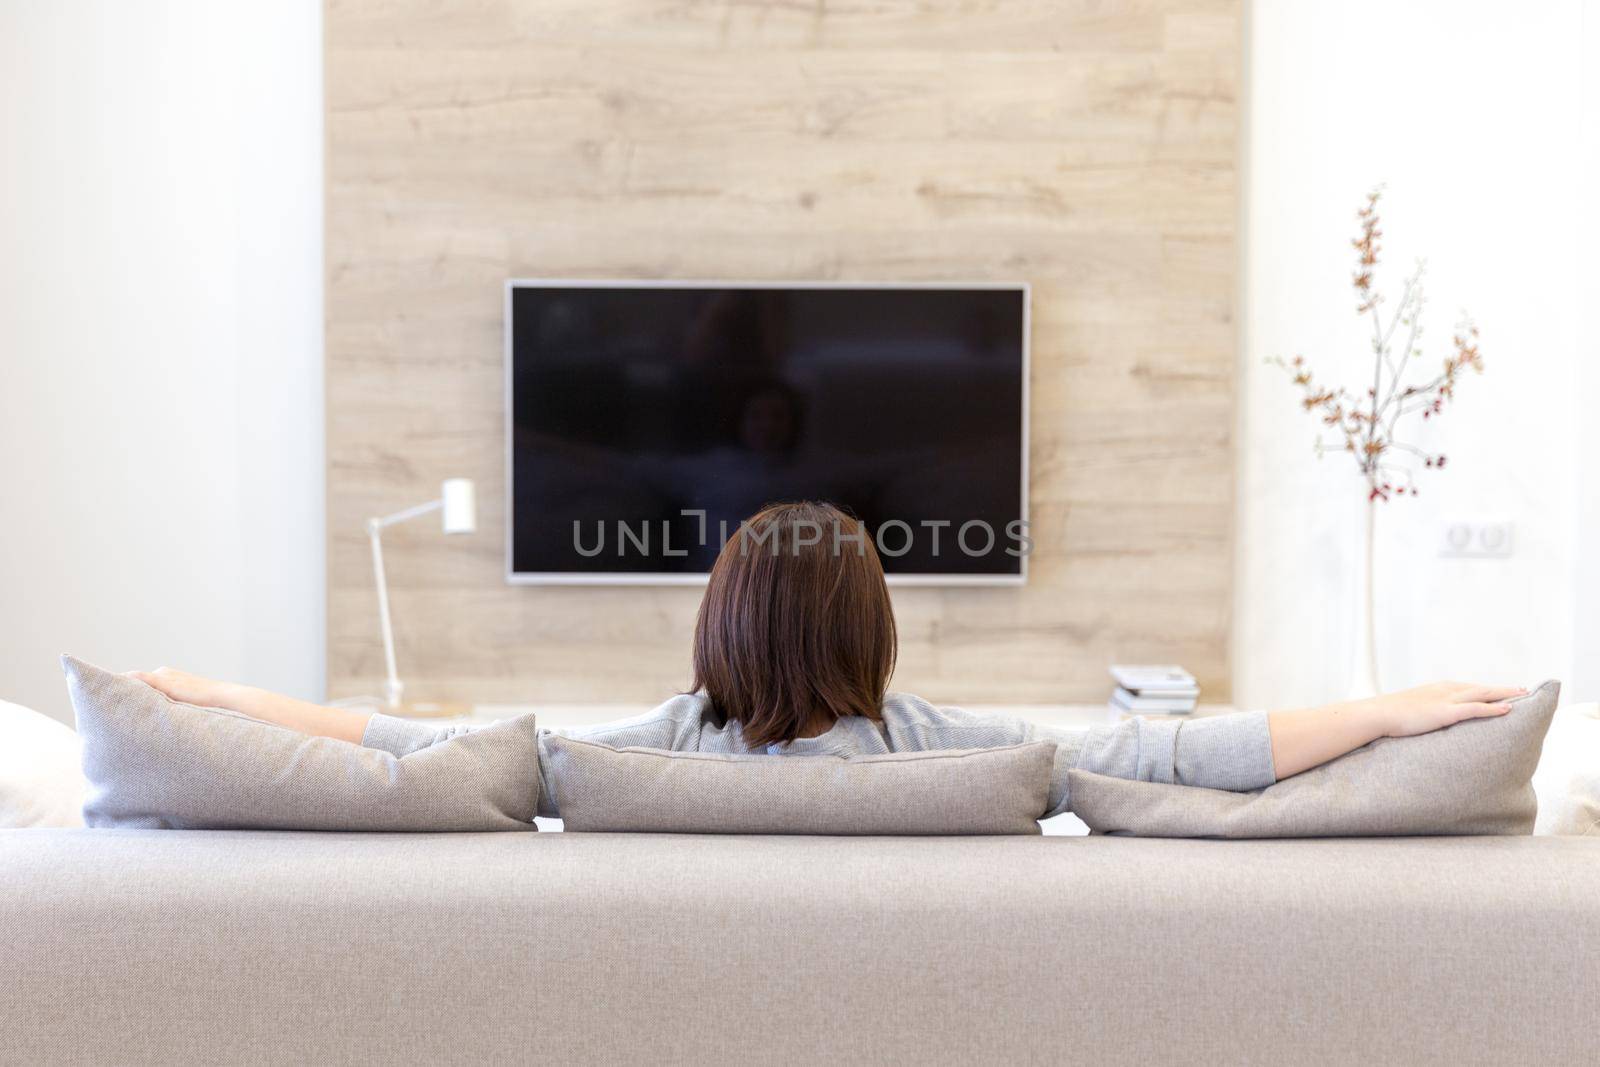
691, 501, 897, 748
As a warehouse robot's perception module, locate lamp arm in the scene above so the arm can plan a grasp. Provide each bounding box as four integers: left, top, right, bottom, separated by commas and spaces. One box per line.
372, 497, 443, 530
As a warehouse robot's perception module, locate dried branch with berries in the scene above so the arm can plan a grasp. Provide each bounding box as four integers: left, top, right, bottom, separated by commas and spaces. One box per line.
1269, 187, 1484, 502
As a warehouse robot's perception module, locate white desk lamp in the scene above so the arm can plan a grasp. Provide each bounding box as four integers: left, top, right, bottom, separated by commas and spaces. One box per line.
365, 478, 476, 714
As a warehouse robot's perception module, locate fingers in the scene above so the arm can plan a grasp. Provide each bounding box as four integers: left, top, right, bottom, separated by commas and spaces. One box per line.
124, 668, 177, 697
1456, 685, 1527, 704
1453, 701, 1512, 722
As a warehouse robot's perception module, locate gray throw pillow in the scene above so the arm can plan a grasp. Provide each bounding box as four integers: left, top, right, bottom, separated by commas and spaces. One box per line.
544, 736, 1056, 835
63, 656, 538, 831
1069, 680, 1560, 838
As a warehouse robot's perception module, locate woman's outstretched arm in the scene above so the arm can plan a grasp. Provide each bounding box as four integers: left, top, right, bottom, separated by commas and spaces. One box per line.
128, 668, 373, 744
1266, 681, 1526, 779
1015, 679, 1528, 817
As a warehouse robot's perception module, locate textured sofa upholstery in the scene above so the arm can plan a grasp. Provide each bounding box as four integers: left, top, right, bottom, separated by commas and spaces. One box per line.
4, 830, 1598, 1066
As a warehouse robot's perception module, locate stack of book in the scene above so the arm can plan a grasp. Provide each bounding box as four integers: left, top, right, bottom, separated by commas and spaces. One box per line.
1108, 665, 1199, 715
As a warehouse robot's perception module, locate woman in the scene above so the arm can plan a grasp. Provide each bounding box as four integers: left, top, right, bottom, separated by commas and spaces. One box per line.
131, 501, 1525, 820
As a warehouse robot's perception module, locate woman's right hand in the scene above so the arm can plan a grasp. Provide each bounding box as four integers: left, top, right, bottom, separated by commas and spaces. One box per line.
1366, 681, 1527, 738
1269, 680, 1527, 780
126, 667, 242, 711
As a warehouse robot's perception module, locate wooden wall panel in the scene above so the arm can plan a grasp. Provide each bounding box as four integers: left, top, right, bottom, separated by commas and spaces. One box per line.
325, 0, 1240, 705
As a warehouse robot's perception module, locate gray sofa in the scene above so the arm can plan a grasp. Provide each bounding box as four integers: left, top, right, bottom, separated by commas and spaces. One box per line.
4, 829, 1598, 1065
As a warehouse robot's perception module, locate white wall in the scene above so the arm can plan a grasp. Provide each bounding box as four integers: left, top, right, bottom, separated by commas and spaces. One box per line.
0, 1, 323, 724
1238, 0, 1596, 707
1575, 0, 1600, 704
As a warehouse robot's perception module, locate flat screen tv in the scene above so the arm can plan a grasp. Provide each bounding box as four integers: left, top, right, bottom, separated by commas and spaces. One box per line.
506, 280, 1029, 584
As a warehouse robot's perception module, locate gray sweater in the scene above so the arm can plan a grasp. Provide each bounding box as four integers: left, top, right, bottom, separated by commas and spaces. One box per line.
364, 692, 1277, 820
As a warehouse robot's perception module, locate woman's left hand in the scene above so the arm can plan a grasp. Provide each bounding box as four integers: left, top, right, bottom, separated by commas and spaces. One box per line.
126, 667, 242, 711
124, 667, 372, 744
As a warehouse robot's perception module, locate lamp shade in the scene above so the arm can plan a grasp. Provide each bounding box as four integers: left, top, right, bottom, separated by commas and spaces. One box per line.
441, 478, 476, 534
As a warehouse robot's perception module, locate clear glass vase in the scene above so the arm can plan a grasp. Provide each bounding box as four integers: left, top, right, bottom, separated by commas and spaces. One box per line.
1348, 497, 1381, 698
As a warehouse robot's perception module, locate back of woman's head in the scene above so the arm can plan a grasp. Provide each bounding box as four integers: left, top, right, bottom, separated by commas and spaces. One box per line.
691, 501, 897, 747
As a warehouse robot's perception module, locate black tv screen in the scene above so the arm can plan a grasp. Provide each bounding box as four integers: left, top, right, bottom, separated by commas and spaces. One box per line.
507, 282, 1028, 583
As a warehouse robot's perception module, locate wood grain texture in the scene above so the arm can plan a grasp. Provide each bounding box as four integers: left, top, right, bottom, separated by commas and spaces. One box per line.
325, 0, 1240, 706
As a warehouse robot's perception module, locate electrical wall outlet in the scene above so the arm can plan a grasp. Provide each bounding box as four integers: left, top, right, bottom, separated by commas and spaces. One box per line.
1440, 518, 1514, 559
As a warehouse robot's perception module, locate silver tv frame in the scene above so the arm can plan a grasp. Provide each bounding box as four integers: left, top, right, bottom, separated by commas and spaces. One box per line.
504, 279, 1030, 587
